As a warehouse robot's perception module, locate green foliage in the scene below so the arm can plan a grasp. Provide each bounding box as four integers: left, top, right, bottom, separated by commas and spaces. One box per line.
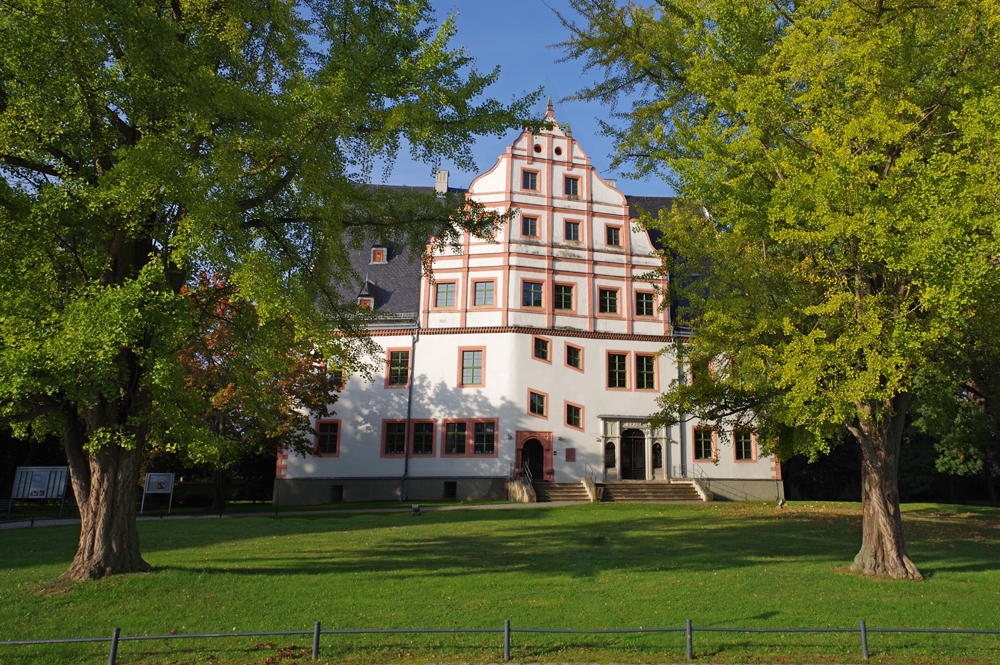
558, 0, 1000, 458
0, 0, 539, 446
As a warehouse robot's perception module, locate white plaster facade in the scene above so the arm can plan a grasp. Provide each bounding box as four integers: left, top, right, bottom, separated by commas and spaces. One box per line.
276, 105, 782, 504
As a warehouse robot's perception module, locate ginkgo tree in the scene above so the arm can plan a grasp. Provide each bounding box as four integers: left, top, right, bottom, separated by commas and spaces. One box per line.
0, 0, 537, 581
558, 0, 1000, 578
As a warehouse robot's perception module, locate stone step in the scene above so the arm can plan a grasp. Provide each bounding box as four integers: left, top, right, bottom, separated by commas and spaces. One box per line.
598, 482, 705, 503
531, 482, 590, 502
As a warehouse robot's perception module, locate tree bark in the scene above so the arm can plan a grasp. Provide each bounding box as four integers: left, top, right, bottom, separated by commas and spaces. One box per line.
847, 393, 922, 580
61, 404, 151, 581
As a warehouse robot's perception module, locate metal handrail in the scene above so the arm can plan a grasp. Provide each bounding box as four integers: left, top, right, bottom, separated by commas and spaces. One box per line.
521, 462, 532, 484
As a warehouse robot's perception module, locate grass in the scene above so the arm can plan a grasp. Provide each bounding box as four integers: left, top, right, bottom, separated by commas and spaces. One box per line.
0, 501, 997, 664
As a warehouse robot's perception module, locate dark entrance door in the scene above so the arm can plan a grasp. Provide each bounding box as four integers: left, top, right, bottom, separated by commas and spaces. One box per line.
620, 429, 646, 480
522, 439, 545, 481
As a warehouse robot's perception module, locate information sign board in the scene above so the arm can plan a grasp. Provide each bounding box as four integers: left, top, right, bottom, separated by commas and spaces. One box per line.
141, 473, 175, 514
11, 467, 69, 500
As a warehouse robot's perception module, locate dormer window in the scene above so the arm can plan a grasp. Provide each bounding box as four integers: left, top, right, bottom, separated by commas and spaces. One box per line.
357, 296, 374, 308
370, 247, 387, 264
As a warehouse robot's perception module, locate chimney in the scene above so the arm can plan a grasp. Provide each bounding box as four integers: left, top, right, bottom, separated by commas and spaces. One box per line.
606, 179, 617, 189
435, 170, 449, 195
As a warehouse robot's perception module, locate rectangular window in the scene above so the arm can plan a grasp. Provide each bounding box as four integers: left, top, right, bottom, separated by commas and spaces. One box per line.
315, 420, 340, 456
564, 177, 579, 197
694, 429, 714, 460
522, 171, 538, 190
461, 350, 483, 386
599, 288, 618, 314
529, 391, 546, 417
331, 363, 344, 388
412, 422, 435, 455
636, 355, 655, 390
554, 284, 573, 310
435, 283, 456, 307
523, 281, 543, 307
473, 281, 494, 306
474, 422, 495, 455
533, 336, 550, 362
606, 227, 621, 246
566, 344, 582, 370
565, 221, 580, 242
735, 431, 754, 461
566, 403, 582, 429
608, 353, 628, 389
384, 422, 406, 455
388, 350, 409, 387
445, 422, 467, 455
522, 216, 538, 237
636, 292, 655, 317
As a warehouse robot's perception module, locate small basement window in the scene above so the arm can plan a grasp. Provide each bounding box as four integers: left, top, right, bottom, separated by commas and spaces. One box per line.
330, 485, 345, 503
443, 481, 458, 500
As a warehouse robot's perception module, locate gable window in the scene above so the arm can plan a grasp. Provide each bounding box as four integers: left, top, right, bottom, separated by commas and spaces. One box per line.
523, 281, 543, 308
522, 216, 538, 237
474, 422, 496, 455
565, 344, 583, 371
564, 177, 579, 197
636, 354, 656, 390
412, 422, 435, 456
445, 422, 467, 455
606, 227, 621, 246
554, 284, 573, 310
599, 288, 618, 314
533, 336, 550, 362
473, 281, 494, 306
636, 292, 655, 317
608, 353, 628, 389
315, 420, 340, 456
735, 430, 755, 461
384, 422, 406, 455
694, 428, 715, 461
387, 350, 409, 387
370, 247, 387, 264
529, 391, 547, 417
435, 283, 456, 307
461, 349, 484, 386
522, 171, 538, 190
566, 403, 582, 429
565, 221, 580, 242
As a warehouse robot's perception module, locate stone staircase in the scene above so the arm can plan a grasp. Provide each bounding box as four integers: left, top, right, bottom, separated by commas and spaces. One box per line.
531, 481, 591, 502
598, 480, 705, 503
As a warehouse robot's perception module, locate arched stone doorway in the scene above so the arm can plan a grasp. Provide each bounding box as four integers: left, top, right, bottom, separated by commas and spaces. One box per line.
515, 431, 554, 481
620, 429, 646, 480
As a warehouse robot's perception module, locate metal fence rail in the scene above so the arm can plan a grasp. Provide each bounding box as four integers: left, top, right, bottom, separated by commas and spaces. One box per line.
2, 618, 998, 664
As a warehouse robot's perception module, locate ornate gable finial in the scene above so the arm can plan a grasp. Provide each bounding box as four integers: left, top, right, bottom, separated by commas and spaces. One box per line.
565, 123, 572, 138
545, 96, 555, 118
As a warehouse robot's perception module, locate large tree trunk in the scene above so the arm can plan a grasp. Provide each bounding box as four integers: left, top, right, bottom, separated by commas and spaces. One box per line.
847, 393, 922, 580
61, 403, 151, 581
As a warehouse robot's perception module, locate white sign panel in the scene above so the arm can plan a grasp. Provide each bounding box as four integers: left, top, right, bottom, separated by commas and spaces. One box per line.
11, 467, 69, 500
144, 473, 175, 494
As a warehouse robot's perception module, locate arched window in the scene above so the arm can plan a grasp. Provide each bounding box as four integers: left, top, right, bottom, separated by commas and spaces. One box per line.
652, 442, 663, 468
604, 441, 616, 468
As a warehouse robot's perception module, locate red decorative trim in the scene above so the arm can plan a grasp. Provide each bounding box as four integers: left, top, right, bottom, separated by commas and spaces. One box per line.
564, 342, 585, 373
380, 419, 408, 458
564, 400, 585, 432
457, 346, 486, 388
440, 418, 500, 458
527, 388, 550, 420
383, 347, 411, 389
734, 429, 759, 463
313, 419, 342, 458
606, 349, 632, 391
531, 334, 552, 365
634, 352, 660, 392
363, 326, 679, 343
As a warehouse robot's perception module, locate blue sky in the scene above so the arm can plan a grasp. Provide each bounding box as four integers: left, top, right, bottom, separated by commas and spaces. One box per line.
379, 0, 675, 197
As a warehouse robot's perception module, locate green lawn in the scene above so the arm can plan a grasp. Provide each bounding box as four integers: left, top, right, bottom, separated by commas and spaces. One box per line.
1, 502, 997, 664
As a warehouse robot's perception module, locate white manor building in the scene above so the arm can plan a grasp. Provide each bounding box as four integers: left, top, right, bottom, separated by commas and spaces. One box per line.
273, 104, 784, 505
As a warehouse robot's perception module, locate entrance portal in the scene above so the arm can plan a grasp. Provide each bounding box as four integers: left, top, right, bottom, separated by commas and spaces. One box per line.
620, 429, 646, 480
522, 439, 545, 481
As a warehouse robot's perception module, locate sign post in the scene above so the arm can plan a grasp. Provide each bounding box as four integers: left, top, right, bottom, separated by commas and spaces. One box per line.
141, 473, 176, 514
8, 467, 70, 519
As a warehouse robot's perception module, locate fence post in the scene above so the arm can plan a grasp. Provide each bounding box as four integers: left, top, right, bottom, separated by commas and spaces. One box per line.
313, 621, 321, 660
503, 619, 511, 662
685, 619, 693, 661
108, 627, 121, 665
860, 619, 869, 659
